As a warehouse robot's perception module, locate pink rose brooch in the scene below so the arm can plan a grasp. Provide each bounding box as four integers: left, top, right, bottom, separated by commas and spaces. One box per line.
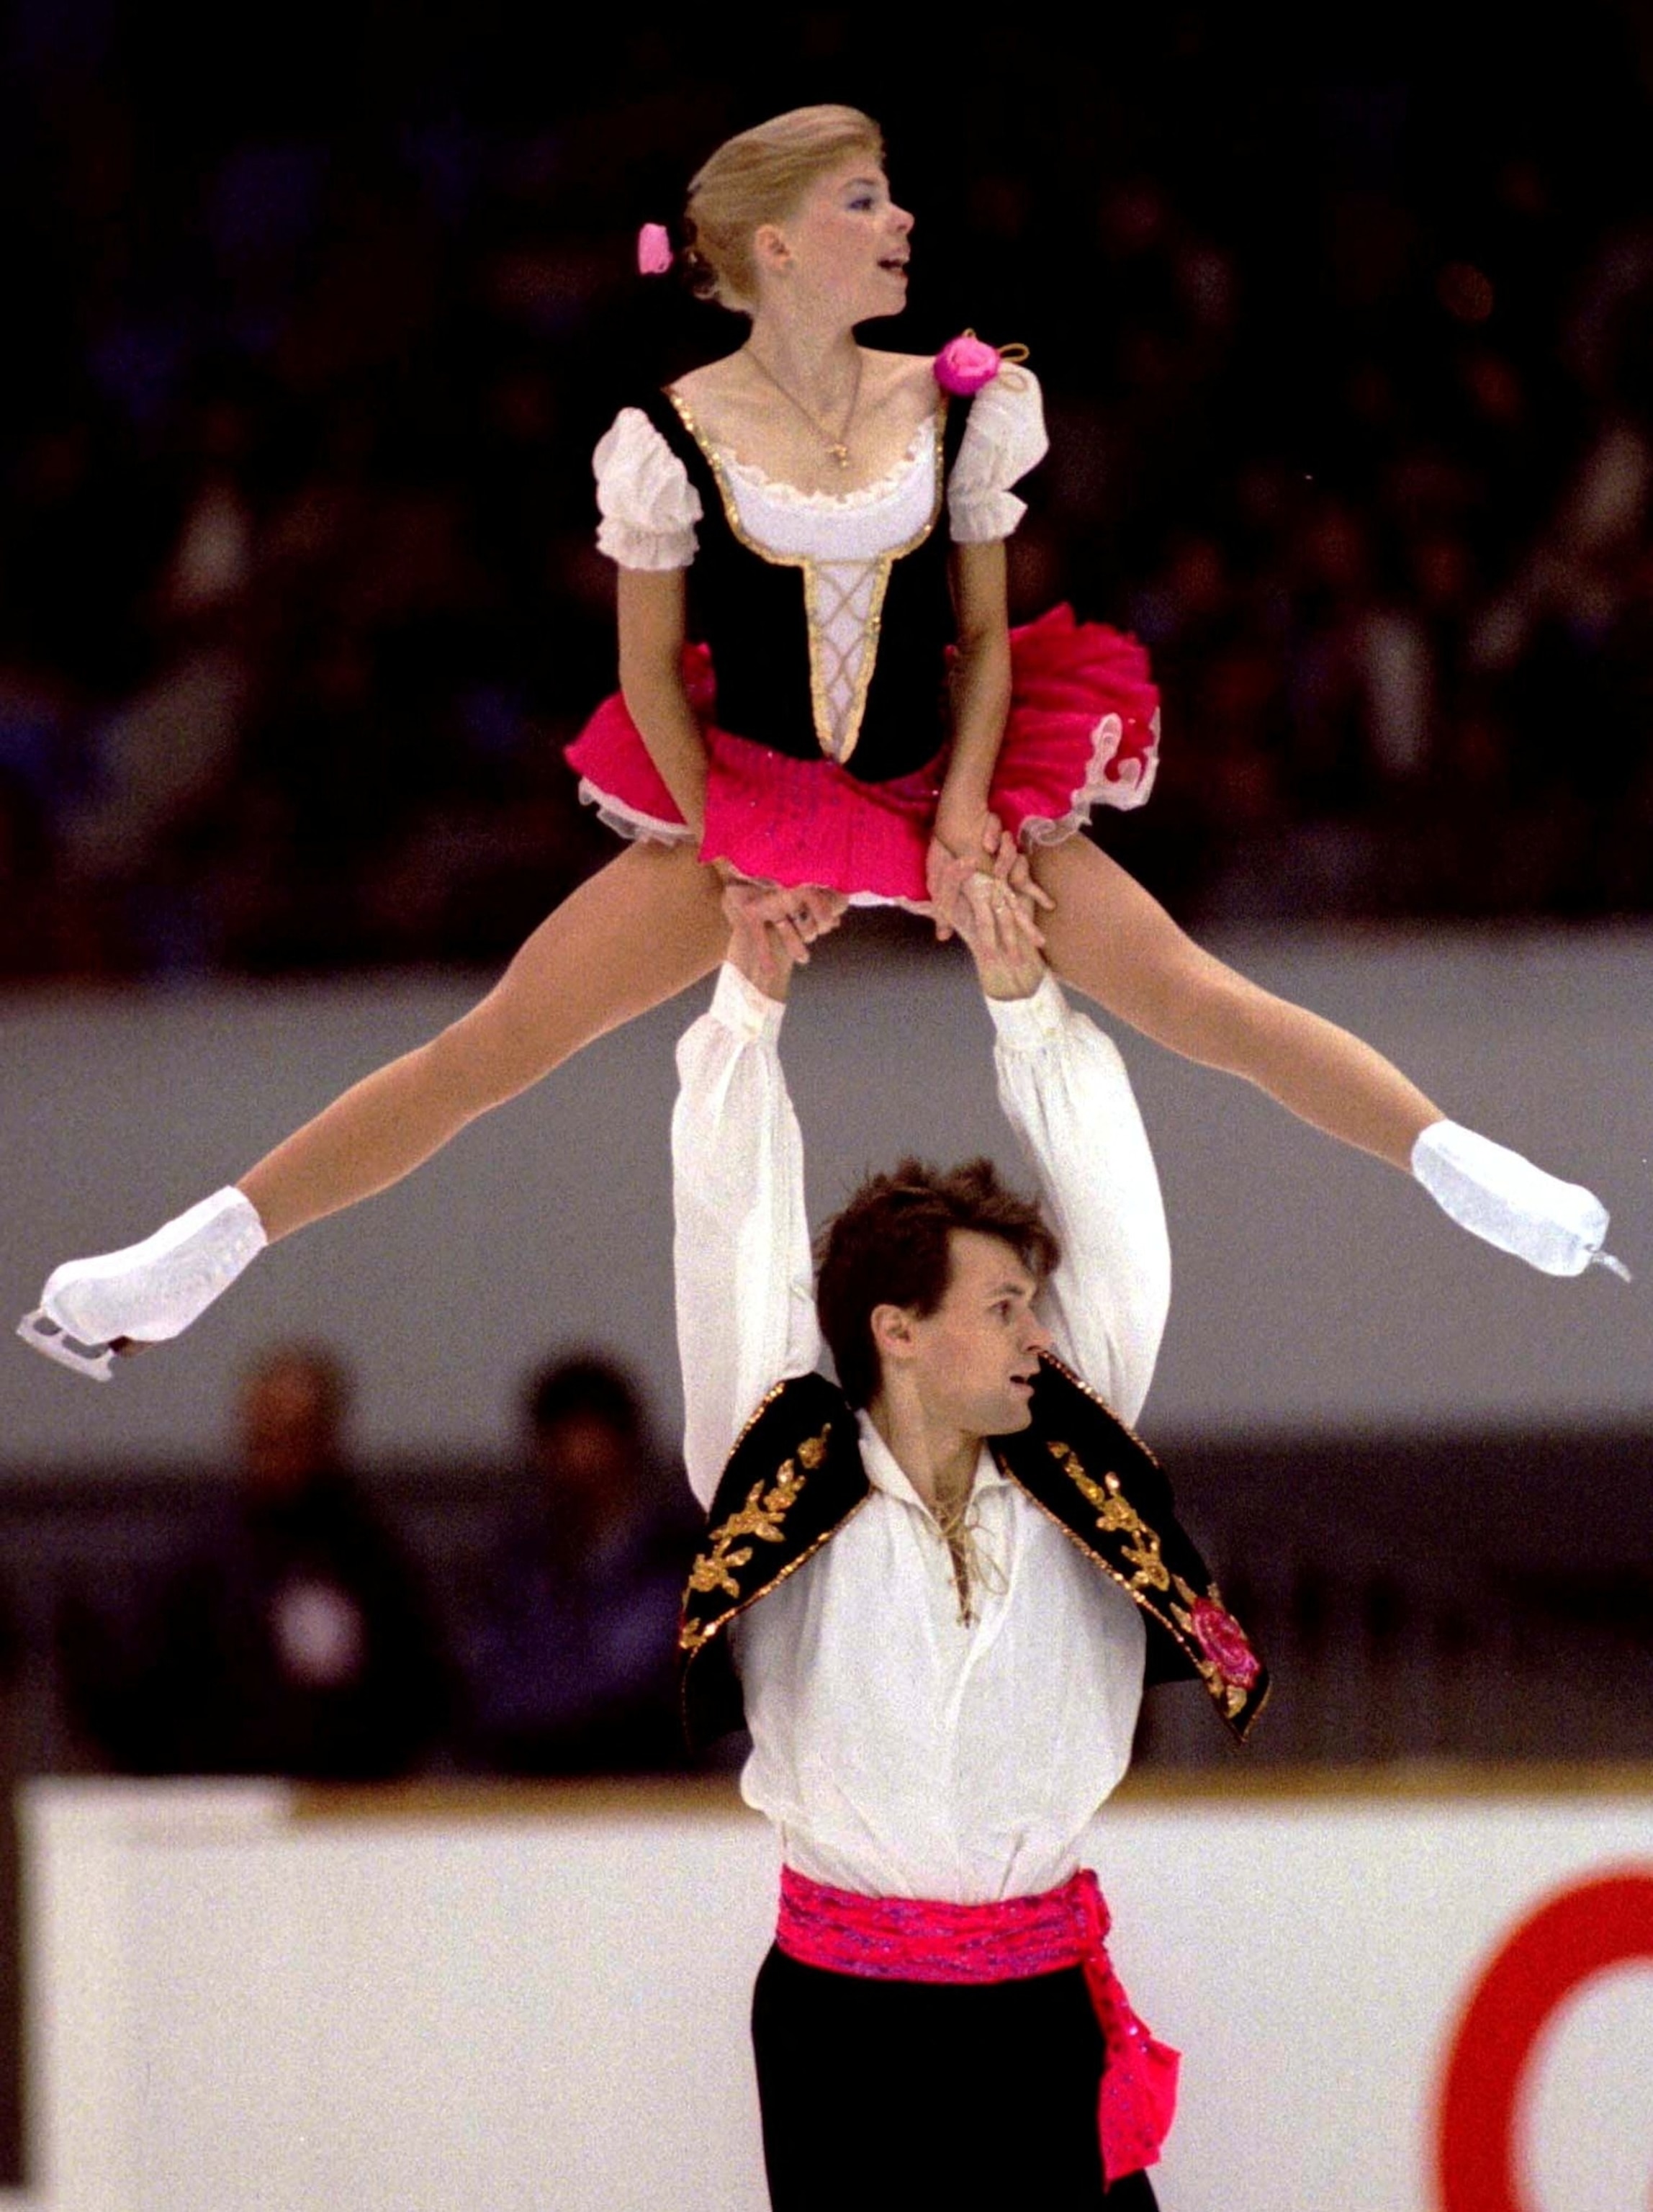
932, 331, 1030, 395
1171, 1577, 1262, 1717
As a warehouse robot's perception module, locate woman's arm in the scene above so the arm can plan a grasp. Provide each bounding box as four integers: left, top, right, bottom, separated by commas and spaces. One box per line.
937, 540, 1012, 842
930, 363, 1051, 889
928, 542, 1051, 935
617, 567, 710, 837
933, 541, 1012, 868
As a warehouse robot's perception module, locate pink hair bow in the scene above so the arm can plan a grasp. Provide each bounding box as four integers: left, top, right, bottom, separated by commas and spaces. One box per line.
636, 223, 674, 277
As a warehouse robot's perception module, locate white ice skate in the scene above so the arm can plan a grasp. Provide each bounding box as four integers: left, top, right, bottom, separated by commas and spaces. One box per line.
19, 1187, 268, 1380
1413, 1121, 1629, 1280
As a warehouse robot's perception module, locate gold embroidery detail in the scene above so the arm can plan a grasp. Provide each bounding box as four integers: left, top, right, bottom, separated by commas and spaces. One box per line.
665, 389, 947, 768
685, 1424, 829, 1607
679, 1388, 831, 1658
1179, 1644, 1248, 1719
677, 1495, 872, 1663
996, 1380, 1267, 1738
995, 1457, 1181, 1644
1047, 1440, 1170, 1591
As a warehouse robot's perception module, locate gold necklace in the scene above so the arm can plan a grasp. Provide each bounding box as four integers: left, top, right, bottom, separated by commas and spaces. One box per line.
742, 346, 864, 471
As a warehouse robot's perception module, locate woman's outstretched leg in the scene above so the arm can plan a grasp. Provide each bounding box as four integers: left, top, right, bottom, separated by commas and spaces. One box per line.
243, 840, 726, 1239
1030, 835, 1616, 1274
1032, 835, 1436, 1167
28, 843, 729, 1357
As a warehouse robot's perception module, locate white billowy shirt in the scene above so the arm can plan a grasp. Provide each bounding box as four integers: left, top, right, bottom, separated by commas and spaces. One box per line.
593, 371, 1048, 765
672, 963, 1172, 1904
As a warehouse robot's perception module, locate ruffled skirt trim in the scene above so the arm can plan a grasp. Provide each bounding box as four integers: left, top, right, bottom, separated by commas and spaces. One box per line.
564, 604, 1160, 906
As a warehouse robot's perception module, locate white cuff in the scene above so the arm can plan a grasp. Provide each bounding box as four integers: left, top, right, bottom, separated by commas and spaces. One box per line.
985, 970, 1068, 1048
1411, 1120, 1612, 1277
948, 488, 1030, 544
595, 517, 697, 571
711, 961, 786, 1043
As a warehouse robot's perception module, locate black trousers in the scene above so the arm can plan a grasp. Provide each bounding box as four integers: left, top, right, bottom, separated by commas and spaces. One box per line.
751, 1945, 1162, 2211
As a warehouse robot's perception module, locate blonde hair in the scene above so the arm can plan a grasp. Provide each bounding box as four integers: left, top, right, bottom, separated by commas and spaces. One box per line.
684, 104, 885, 312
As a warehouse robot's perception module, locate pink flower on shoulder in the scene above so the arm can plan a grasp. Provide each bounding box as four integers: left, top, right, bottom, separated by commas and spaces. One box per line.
1189, 1598, 1261, 1691
933, 332, 1004, 395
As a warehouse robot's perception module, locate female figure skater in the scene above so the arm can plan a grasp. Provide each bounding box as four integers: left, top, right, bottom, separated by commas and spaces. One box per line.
22, 104, 1616, 1376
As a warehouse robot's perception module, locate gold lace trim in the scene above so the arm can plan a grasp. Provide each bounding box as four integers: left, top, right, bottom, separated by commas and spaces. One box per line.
665, 389, 948, 768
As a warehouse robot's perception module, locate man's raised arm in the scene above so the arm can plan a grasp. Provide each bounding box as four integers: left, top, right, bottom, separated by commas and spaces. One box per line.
946, 860, 1172, 1428
670, 888, 839, 1507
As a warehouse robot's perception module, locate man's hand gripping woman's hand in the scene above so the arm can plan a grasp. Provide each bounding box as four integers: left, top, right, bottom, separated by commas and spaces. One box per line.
927, 808, 1054, 945
721, 880, 850, 1002
932, 834, 1048, 1004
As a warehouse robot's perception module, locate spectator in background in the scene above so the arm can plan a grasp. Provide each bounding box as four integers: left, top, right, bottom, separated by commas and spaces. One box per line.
59, 1343, 451, 1778
459, 1353, 694, 1775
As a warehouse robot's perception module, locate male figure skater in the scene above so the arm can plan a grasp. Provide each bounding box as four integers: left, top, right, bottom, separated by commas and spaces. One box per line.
671, 860, 1268, 2211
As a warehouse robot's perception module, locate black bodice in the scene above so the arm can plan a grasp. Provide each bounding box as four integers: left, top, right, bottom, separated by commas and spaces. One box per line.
639, 388, 975, 786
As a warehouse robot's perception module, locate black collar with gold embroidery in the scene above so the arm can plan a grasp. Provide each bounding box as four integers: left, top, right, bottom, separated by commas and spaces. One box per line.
679, 1356, 1269, 1750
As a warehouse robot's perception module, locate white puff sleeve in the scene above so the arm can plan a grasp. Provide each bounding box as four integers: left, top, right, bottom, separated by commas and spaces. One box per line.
947, 369, 1050, 543
593, 408, 703, 570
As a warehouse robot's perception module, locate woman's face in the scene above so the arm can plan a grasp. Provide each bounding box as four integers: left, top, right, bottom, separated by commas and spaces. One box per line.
758, 156, 913, 320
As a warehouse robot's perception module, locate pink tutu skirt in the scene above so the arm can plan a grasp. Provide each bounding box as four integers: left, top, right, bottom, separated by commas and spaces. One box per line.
564, 604, 1160, 908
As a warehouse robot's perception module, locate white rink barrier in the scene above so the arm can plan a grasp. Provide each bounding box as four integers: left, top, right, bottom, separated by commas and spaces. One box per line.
19, 1769, 1653, 2212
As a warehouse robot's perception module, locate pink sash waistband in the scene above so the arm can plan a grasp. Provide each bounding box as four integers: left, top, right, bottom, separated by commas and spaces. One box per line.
775, 1864, 1179, 2185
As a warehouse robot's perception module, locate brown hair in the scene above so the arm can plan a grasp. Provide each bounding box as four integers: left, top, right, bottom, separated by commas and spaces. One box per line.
684, 104, 885, 312
815, 1158, 1060, 1409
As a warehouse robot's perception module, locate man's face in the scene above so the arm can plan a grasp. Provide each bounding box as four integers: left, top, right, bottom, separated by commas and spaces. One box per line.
899, 1230, 1050, 1439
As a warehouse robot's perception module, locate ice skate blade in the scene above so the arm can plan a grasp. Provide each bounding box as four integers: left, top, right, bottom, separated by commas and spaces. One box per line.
1590, 1250, 1633, 1283
16, 1310, 117, 1382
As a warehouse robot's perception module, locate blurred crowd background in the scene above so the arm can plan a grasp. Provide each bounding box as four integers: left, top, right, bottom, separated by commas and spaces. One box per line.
17, 1334, 1648, 1785
50, 1341, 702, 1782
6, 9, 1653, 984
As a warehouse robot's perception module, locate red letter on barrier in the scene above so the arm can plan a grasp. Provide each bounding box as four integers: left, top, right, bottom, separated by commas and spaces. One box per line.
1436, 1867, 1653, 2212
